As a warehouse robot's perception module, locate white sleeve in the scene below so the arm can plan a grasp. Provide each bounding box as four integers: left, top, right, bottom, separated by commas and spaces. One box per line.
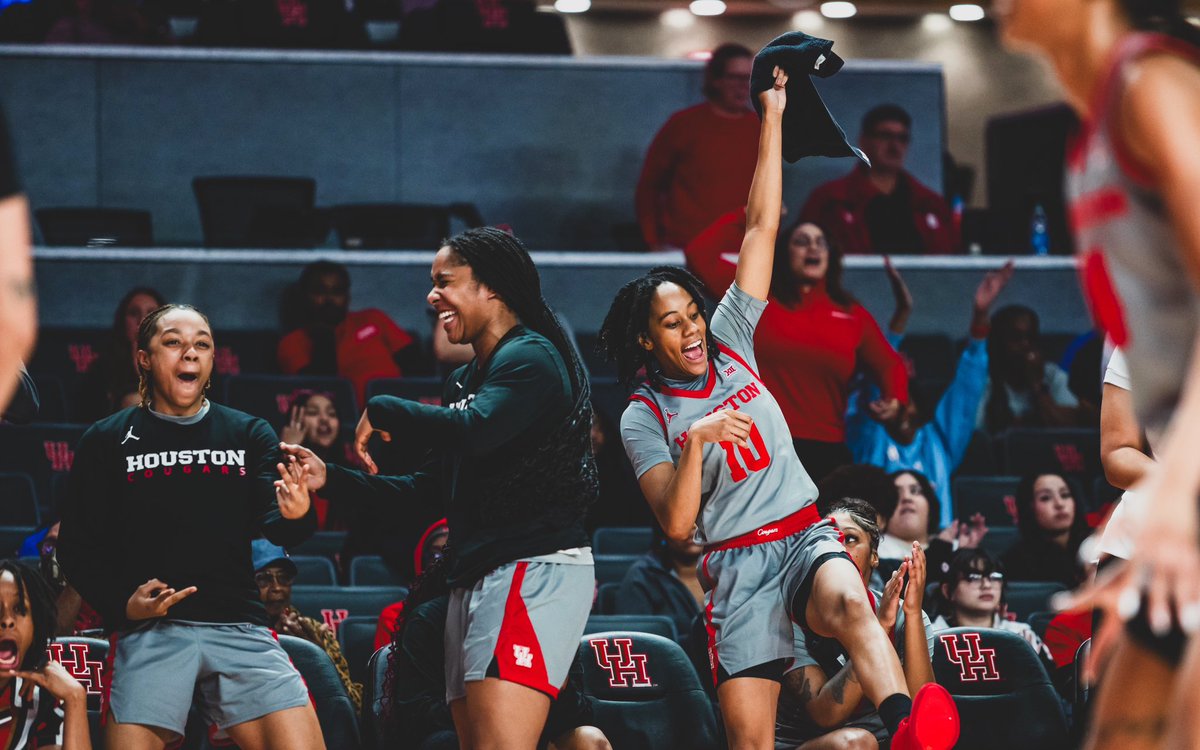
1044, 363, 1080, 407
620, 401, 674, 479
709, 283, 767, 369
1103, 347, 1131, 391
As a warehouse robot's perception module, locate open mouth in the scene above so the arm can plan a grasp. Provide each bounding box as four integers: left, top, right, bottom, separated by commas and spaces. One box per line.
437, 309, 458, 331
0, 640, 20, 670
803, 256, 823, 267
682, 340, 704, 364
177, 373, 199, 384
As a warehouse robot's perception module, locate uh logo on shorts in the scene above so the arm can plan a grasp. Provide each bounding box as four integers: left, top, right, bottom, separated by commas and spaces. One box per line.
939, 632, 1001, 682
589, 638, 652, 688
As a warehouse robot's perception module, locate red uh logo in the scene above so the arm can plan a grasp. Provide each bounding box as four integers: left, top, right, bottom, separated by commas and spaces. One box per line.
589, 638, 652, 688
940, 632, 1001, 683
215, 347, 241, 375
47, 642, 105, 695
1053, 443, 1085, 473
320, 609, 350, 637
1003, 495, 1018, 525
43, 441, 74, 472
67, 344, 98, 374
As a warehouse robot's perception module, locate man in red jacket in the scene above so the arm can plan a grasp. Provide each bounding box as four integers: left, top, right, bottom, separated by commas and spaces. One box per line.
800, 104, 958, 255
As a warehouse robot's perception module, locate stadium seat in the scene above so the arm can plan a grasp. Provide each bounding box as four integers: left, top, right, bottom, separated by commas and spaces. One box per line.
364, 377, 444, 405
47, 636, 108, 749
1004, 582, 1067, 622
579, 631, 721, 750
291, 530, 347, 558
956, 429, 998, 476
212, 330, 280, 377
290, 586, 407, 640
192, 176, 325, 248
277, 634, 360, 750
979, 527, 1020, 558
30, 375, 69, 424
899, 333, 956, 381
337, 615, 379, 688
1026, 610, 1055, 642
35, 207, 154, 247
932, 627, 1069, 749
0, 423, 87, 515
350, 556, 405, 587
594, 554, 640, 585
222, 375, 357, 430
330, 202, 484, 250
292, 555, 338, 586
595, 582, 620, 615
0, 527, 33, 558
361, 645, 391, 750
592, 527, 653, 556
953, 475, 1020, 526
1002, 428, 1102, 481
585, 615, 676, 642
0, 473, 39, 526
27, 328, 107, 381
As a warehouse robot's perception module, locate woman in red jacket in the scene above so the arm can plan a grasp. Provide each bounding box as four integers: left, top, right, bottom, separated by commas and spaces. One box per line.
685, 210, 909, 482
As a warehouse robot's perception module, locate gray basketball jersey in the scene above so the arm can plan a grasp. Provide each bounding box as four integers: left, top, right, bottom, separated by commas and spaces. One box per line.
621, 284, 818, 546
1066, 33, 1200, 434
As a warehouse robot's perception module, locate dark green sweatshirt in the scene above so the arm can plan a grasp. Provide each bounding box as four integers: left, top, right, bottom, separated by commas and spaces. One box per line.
323, 325, 592, 587
57, 403, 316, 630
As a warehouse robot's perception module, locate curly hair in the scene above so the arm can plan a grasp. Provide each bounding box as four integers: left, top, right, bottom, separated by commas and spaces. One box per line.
596, 266, 719, 392
0, 560, 57, 671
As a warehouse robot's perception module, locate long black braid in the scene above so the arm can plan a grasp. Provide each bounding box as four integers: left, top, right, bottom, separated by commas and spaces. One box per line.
596, 266, 719, 392
442, 227, 597, 526
0, 560, 57, 671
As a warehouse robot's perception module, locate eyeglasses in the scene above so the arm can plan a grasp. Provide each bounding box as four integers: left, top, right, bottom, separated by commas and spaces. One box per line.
254, 571, 295, 587
964, 572, 1004, 585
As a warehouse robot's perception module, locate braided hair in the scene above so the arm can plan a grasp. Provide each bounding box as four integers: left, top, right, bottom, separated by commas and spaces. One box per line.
1118, 0, 1200, 47
596, 266, 719, 392
0, 560, 57, 671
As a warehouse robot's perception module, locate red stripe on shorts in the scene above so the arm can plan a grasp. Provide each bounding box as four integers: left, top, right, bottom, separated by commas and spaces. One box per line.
701, 553, 720, 687
494, 561, 558, 699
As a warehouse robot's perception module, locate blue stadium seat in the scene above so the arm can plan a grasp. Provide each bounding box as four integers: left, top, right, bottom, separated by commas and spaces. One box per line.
291, 555, 338, 586
27, 328, 106, 382
35, 207, 153, 247
980, 527, 1020, 558
592, 527, 653, 555
0, 473, 39, 526
579, 631, 721, 750
0, 424, 87, 509
223, 375, 357, 430
350, 556, 405, 587
277, 634, 360, 750
330, 202, 483, 250
594, 555, 640, 585
0, 527, 35, 558
212, 330, 281, 377
953, 475, 1020, 526
932, 627, 1069, 749
362, 645, 391, 750
1004, 582, 1068, 622
336, 615, 379, 688
290, 586, 406, 640
956, 429, 998, 476
30, 375, 69, 424
595, 582, 620, 615
291, 530, 347, 558
585, 615, 676, 642
192, 176, 322, 248
1002, 428, 1102, 481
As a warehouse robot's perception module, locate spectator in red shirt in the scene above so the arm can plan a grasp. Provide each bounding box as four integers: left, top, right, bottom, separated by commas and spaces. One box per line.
800, 105, 958, 255
685, 209, 909, 482
634, 43, 760, 251
277, 260, 419, 408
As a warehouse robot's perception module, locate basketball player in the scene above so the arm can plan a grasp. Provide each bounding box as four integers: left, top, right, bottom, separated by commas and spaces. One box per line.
996, 0, 1200, 747
282, 226, 598, 750
597, 66, 958, 750
57, 304, 324, 750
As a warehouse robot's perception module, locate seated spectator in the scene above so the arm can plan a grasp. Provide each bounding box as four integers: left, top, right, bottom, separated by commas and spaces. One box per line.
75, 286, 166, 422
930, 548, 1053, 663
635, 44, 758, 251
799, 104, 958, 255
977, 305, 1098, 432
776, 498, 935, 749
586, 407, 650, 530
879, 470, 986, 583
374, 517, 449, 651
251, 540, 362, 712
277, 260, 420, 409
383, 556, 611, 750
685, 210, 908, 483
849, 262, 1012, 527
0, 559, 92, 749
279, 390, 357, 530
614, 525, 703, 639
1001, 472, 1089, 587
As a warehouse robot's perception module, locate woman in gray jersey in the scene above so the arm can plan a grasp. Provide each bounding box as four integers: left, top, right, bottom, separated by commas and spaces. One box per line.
598, 66, 958, 750
997, 0, 1200, 747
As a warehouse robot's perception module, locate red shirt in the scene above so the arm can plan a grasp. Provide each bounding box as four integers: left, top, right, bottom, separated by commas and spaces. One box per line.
800, 165, 958, 255
635, 103, 760, 250
277, 308, 415, 409
686, 210, 909, 443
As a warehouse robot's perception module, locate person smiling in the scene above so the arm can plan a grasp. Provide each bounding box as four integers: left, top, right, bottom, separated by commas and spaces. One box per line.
57, 303, 322, 750
601, 66, 958, 750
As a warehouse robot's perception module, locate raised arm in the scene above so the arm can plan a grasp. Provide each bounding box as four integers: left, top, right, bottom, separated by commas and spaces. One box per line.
735, 66, 787, 301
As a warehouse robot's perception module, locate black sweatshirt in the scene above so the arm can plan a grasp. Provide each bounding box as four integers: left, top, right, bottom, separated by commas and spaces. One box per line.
323, 325, 591, 587
57, 403, 316, 631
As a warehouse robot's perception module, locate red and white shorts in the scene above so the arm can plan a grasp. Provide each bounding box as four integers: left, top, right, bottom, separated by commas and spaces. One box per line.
445, 552, 593, 702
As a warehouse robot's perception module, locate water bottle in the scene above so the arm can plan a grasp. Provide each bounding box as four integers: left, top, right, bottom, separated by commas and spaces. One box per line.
1030, 203, 1050, 256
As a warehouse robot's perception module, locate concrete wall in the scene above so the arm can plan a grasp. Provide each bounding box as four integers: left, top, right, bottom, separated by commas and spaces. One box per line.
0, 45, 944, 249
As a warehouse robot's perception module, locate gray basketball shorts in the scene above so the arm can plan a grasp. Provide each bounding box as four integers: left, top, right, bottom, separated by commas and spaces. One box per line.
445, 558, 593, 702
105, 620, 311, 737
700, 514, 846, 684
